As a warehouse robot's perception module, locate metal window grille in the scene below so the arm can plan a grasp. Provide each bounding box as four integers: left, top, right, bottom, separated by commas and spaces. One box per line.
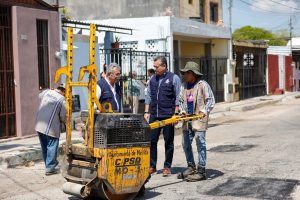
174, 57, 227, 103
36, 19, 49, 89
100, 48, 171, 112
234, 48, 267, 100
0, 5, 16, 138
210, 3, 218, 23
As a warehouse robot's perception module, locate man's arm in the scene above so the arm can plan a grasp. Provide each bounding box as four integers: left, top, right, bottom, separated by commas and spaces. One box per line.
144, 81, 151, 105
144, 82, 152, 122
202, 82, 215, 115
60, 100, 67, 123
173, 75, 181, 113
178, 85, 186, 115
94, 85, 101, 110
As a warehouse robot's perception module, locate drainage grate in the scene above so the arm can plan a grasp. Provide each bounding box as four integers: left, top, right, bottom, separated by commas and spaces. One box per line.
209, 144, 256, 152
204, 177, 298, 199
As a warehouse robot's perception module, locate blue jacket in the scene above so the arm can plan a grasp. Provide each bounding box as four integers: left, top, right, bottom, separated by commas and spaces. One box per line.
149, 72, 176, 118
97, 78, 122, 112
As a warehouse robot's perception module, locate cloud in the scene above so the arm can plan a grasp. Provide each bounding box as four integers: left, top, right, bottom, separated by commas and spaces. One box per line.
250, 0, 298, 13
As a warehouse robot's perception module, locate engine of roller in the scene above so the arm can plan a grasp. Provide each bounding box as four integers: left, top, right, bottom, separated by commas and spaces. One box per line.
62, 113, 151, 200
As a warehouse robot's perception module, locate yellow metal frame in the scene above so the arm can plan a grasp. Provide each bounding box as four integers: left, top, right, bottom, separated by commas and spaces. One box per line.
55, 24, 106, 155
149, 113, 206, 129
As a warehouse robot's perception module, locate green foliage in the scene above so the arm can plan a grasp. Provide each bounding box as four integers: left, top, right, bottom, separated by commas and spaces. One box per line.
233, 26, 288, 46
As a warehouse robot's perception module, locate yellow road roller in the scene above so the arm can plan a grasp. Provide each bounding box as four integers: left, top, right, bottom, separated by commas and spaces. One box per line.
55, 24, 205, 200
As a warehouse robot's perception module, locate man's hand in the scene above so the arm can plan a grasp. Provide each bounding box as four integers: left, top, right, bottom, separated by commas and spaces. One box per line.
144, 113, 150, 123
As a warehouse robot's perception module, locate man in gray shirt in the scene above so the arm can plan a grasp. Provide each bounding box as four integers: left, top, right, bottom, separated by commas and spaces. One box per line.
35, 84, 66, 175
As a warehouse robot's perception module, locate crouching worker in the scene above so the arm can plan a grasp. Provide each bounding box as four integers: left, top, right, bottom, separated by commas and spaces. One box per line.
178, 61, 215, 181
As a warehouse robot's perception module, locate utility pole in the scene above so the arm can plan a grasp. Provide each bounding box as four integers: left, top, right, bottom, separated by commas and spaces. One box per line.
289, 15, 293, 55
228, 0, 233, 61
227, 0, 235, 102
229, 0, 233, 38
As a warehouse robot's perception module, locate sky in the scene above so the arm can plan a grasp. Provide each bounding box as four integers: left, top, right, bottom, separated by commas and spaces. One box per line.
222, 0, 300, 36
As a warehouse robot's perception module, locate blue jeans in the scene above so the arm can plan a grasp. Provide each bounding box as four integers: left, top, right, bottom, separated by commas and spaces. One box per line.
182, 122, 206, 168
149, 115, 174, 169
38, 132, 59, 172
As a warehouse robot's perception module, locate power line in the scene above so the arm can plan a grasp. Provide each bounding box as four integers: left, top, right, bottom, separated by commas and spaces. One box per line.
266, 0, 300, 11
239, 0, 300, 14
269, 20, 290, 30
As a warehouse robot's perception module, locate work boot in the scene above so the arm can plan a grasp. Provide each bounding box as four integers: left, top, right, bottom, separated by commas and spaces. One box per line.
177, 164, 196, 179
185, 167, 206, 182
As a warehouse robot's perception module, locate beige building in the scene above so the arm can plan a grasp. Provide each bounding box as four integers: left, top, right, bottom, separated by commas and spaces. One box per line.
180, 0, 223, 24
46, 0, 223, 25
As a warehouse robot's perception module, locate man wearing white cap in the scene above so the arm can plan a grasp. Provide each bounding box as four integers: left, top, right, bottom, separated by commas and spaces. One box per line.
35, 84, 66, 175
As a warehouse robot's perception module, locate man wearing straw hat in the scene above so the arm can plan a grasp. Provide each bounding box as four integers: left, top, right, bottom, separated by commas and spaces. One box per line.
178, 61, 215, 181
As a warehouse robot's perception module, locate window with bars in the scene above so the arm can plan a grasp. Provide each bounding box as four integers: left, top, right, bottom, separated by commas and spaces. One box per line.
210, 3, 218, 23
199, 0, 204, 20
0, 5, 16, 138
36, 19, 49, 89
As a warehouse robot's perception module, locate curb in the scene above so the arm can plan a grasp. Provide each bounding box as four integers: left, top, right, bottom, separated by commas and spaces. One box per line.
0, 146, 64, 169
209, 93, 299, 119
230, 99, 280, 112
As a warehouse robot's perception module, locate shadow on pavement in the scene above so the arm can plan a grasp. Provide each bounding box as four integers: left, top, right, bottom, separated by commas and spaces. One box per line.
206, 168, 224, 180
136, 190, 162, 200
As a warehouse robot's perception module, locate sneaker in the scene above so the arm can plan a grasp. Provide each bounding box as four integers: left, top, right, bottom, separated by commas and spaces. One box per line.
45, 168, 60, 176
149, 167, 157, 174
162, 168, 171, 177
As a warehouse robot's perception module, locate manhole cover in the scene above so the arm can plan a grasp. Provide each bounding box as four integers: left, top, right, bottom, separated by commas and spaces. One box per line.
209, 144, 256, 152
204, 177, 298, 199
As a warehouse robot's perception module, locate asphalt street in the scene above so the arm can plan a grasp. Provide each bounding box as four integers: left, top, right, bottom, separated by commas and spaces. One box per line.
0, 98, 300, 200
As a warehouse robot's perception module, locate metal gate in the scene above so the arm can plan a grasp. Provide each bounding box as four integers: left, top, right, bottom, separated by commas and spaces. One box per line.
100, 48, 170, 112
174, 57, 227, 102
0, 5, 16, 138
234, 47, 267, 100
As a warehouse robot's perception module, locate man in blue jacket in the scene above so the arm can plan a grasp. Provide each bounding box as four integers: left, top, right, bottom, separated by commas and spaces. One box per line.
144, 56, 181, 177
96, 63, 122, 112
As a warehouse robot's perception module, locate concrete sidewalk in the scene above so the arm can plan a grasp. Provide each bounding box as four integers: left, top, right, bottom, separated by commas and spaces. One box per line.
0, 92, 299, 168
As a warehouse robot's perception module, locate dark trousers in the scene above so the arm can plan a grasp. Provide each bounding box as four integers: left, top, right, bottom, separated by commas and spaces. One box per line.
149, 115, 175, 169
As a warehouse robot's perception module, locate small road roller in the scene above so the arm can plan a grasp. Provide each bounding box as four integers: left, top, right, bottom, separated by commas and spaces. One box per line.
55, 23, 205, 200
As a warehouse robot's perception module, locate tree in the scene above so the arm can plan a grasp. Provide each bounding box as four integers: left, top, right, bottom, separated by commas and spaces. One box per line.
233, 26, 288, 46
